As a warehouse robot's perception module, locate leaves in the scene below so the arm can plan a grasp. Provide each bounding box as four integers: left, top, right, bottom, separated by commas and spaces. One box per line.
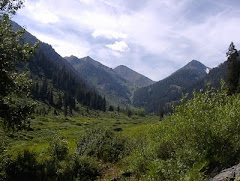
0, 2, 37, 131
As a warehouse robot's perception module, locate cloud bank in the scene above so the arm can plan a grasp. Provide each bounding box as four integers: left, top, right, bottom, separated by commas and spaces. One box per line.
13, 0, 240, 80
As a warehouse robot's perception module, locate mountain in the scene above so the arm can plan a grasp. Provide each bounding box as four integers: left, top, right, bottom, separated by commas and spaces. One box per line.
65, 56, 135, 106
184, 61, 227, 93
114, 65, 155, 88
12, 21, 107, 112
133, 60, 209, 113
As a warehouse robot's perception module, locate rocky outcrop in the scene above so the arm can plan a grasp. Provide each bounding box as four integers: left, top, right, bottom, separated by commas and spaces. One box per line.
211, 164, 240, 181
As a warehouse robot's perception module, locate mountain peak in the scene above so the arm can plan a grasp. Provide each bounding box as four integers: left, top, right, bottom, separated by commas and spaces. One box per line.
184, 60, 207, 71
64, 55, 84, 65
82, 56, 93, 61
114, 65, 154, 88
116, 65, 128, 68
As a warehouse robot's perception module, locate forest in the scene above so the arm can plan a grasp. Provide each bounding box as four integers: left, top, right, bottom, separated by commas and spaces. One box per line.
1, 0, 240, 180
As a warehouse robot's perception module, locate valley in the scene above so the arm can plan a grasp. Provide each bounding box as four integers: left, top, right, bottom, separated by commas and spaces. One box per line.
1, 1, 240, 180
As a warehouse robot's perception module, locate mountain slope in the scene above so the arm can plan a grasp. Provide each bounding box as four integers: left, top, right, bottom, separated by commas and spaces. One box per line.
65, 56, 134, 106
13, 21, 106, 112
133, 60, 209, 113
114, 65, 155, 88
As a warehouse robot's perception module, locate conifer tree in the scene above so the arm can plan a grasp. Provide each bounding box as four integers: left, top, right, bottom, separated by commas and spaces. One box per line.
226, 42, 240, 95
56, 93, 62, 110
117, 105, 120, 113
102, 97, 106, 112
48, 89, 54, 106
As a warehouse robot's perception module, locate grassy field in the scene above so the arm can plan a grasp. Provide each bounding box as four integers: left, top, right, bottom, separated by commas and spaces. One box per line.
3, 90, 239, 180
0, 107, 158, 180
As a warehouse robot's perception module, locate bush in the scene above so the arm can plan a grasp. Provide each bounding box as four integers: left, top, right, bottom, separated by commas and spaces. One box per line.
77, 127, 128, 163
44, 155, 101, 181
4, 150, 44, 181
49, 136, 69, 161
127, 89, 240, 180
70, 155, 101, 180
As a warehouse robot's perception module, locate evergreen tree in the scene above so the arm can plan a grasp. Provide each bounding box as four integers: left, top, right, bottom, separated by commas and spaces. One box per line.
48, 89, 54, 106
103, 97, 106, 112
56, 93, 62, 110
159, 107, 164, 121
64, 104, 68, 118
40, 78, 48, 100
117, 105, 120, 113
32, 82, 39, 98
127, 109, 132, 117
226, 42, 240, 95
109, 105, 114, 112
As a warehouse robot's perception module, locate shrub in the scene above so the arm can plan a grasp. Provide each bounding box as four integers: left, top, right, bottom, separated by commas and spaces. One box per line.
4, 150, 44, 181
127, 89, 240, 180
77, 127, 128, 163
49, 136, 69, 161
71, 155, 101, 180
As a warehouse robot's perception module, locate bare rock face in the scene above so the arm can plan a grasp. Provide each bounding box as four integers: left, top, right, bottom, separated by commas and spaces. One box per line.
211, 164, 240, 181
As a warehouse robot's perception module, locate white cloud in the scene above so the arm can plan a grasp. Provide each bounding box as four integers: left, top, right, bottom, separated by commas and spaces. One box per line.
13, 0, 240, 80
92, 29, 127, 39
79, 0, 94, 4
23, 0, 59, 24
30, 31, 90, 58
106, 41, 129, 52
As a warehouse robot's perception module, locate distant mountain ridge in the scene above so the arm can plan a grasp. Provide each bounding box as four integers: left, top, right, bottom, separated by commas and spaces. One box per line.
65, 56, 133, 106
65, 56, 156, 106
114, 65, 155, 88
133, 60, 209, 113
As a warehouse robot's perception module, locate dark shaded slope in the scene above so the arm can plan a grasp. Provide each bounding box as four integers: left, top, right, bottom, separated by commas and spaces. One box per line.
133, 60, 208, 113
65, 56, 132, 106
13, 21, 106, 111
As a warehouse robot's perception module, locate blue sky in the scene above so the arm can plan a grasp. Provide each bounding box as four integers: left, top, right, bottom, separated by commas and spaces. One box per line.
13, 0, 240, 81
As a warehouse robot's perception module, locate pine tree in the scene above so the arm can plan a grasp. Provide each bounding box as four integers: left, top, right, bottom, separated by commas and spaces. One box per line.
117, 105, 120, 113
48, 89, 54, 106
56, 93, 62, 110
159, 107, 164, 121
226, 42, 240, 95
102, 97, 106, 112
64, 104, 68, 118
32, 82, 39, 98
127, 109, 132, 117
40, 78, 48, 100
109, 105, 114, 112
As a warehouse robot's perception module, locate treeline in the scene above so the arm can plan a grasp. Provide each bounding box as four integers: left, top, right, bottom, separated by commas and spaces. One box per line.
28, 47, 106, 112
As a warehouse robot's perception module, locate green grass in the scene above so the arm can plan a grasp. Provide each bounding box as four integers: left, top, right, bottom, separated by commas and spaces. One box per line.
0, 109, 158, 159
4, 89, 240, 180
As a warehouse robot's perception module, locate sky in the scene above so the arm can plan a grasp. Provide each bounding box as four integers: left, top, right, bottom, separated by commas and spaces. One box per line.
13, 0, 240, 81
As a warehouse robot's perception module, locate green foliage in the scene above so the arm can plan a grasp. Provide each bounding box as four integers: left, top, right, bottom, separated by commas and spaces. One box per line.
0, 15, 35, 97
0, 0, 23, 15
1, 142, 101, 181
67, 155, 101, 181
128, 88, 240, 180
77, 127, 128, 163
4, 150, 44, 181
49, 136, 69, 161
0, 1, 37, 131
